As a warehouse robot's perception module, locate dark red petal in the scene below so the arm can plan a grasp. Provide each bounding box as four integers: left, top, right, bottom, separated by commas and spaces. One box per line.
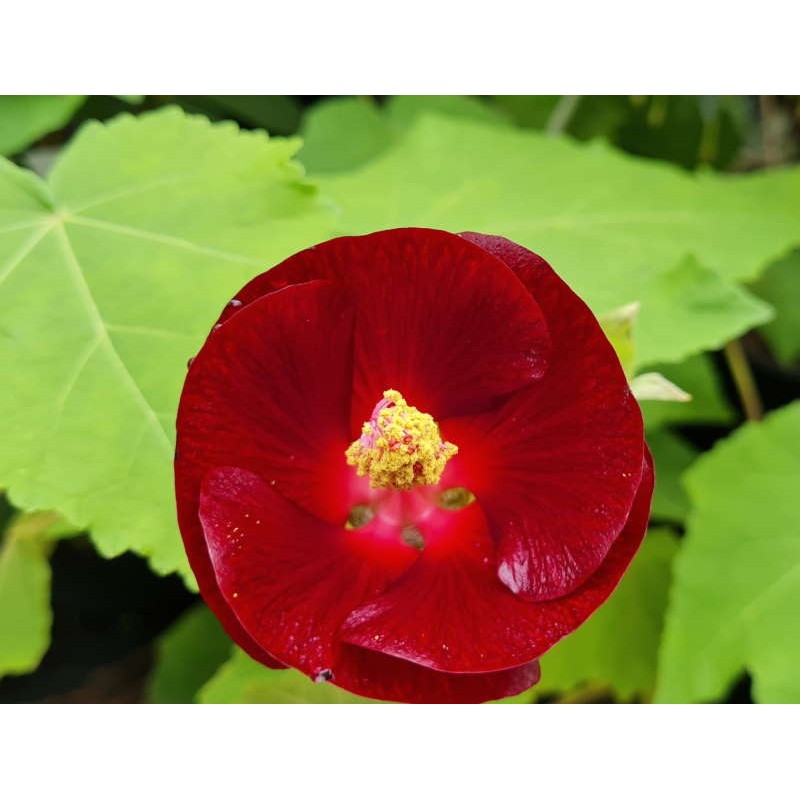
210, 228, 550, 426
334, 647, 541, 704
178, 280, 355, 523
444, 232, 645, 601
199, 467, 416, 678
342, 452, 653, 673
175, 280, 356, 665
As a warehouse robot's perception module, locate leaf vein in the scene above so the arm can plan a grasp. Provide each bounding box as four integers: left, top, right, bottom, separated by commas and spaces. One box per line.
66, 215, 265, 267
54, 224, 171, 453
63, 173, 193, 215
0, 224, 51, 285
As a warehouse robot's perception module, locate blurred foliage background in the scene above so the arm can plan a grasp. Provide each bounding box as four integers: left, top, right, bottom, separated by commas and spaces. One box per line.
0, 95, 799, 704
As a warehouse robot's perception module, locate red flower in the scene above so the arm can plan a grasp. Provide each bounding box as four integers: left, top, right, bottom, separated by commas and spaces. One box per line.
175, 229, 653, 703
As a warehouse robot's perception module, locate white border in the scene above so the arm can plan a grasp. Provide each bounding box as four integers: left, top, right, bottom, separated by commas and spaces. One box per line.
2, 1, 798, 93
2, 704, 795, 799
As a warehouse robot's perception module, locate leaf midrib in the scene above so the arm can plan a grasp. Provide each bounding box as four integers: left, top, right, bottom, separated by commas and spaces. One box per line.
53, 222, 172, 452
1, 196, 274, 459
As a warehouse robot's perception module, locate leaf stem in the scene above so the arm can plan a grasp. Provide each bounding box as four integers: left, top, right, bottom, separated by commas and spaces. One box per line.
724, 339, 763, 422
546, 96, 581, 136
758, 95, 779, 167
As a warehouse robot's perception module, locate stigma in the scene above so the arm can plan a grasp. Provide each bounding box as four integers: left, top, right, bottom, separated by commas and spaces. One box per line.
345, 390, 458, 491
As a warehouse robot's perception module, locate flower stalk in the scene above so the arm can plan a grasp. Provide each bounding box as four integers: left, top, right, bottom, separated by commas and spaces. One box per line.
724, 338, 763, 422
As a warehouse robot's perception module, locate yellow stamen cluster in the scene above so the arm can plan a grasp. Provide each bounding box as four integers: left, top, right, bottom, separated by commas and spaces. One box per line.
345, 389, 458, 490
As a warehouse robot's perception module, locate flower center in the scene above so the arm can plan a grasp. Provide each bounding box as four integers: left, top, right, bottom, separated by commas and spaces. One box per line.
345, 389, 458, 491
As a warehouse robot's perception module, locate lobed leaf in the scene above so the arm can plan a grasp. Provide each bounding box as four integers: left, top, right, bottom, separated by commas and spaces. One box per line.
656, 402, 800, 702
318, 115, 799, 367
0, 107, 334, 583
633, 256, 772, 369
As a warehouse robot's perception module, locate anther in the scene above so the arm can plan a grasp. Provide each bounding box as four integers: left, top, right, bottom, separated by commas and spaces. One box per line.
345, 390, 457, 491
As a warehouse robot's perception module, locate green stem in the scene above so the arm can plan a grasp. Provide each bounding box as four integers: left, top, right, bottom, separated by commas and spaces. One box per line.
759, 95, 779, 167
546, 95, 581, 136
724, 339, 763, 422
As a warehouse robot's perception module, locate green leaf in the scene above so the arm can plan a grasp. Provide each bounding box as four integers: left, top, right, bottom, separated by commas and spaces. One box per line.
634, 256, 773, 368
386, 95, 503, 129
751, 249, 800, 365
318, 115, 800, 349
0, 511, 58, 677
199, 648, 378, 703
44, 516, 82, 541
648, 429, 697, 523
0, 107, 334, 584
300, 97, 394, 174
147, 604, 232, 703
641, 354, 734, 430
300, 96, 507, 174
656, 402, 800, 703
598, 254, 770, 373
519, 530, 678, 702
0, 96, 86, 156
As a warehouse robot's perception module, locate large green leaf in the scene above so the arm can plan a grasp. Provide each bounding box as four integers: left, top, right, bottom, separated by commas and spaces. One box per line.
528, 529, 678, 701
634, 256, 772, 369
656, 402, 800, 703
199, 648, 377, 704
147, 604, 232, 703
751, 249, 800, 365
0, 96, 85, 156
0, 107, 334, 583
599, 261, 771, 375
318, 115, 800, 359
0, 511, 58, 677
